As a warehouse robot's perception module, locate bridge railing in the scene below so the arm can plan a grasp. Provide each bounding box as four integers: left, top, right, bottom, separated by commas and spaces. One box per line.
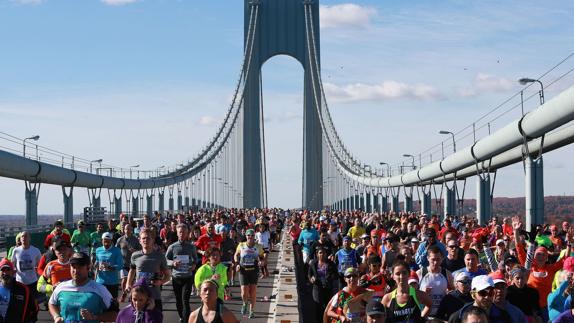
0, 224, 54, 253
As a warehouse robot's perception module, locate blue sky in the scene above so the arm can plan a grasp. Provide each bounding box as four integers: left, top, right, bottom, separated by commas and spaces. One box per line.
1, 0, 574, 214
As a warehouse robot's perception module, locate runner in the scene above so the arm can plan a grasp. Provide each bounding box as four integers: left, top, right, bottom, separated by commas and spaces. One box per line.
95, 232, 123, 299
126, 228, 171, 312
194, 248, 228, 301
116, 222, 141, 301
166, 223, 198, 323
48, 252, 118, 322
116, 280, 163, 323
10, 231, 41, 303
37, 240, 72, 297
188, 280, 238, 323
234, 228, 265, 318
71, 220, 91, 254
0, 258, 38, 323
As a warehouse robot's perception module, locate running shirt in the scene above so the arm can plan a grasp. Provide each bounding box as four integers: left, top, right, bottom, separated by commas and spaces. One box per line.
130, 250, 168, 300
43, 259, 72, 286
49, 279, 113, 323
329, 287, 368, 323
387, 287, 424, 323
71, 230, 91, 254
236, 242, 264, 270
419, 270, 449, 316
95, 245, 123, 285
11, 245, 41, 284
256, 231, 270, 249
115, 235, 140, 269
335, 248, 359, 274
90, 231, 103, 255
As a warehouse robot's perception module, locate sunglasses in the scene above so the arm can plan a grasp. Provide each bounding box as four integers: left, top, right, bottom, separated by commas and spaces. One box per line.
448, 245, 457, 248
345, 275, 358, 279
457, 280, 471, 285
476, 288, 493, 297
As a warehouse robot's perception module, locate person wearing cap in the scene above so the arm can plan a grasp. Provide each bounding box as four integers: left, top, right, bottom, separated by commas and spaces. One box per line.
37, 240, 72, 297
43, 220, 71, 250
326, 267, 370, 323
365, 298, 386, 323
415, 227, 447, 268
166, 223, 199, 322
381, 233, 400, 270
234, 228, 265, 318
356, 233, 372, 264
10, 231, 41, 302
49, 252, 119, 323
95, 231, 123, 299
436, 271, 474, 321
488, 271, 526, 323
71, 220, 91, 254
126, 227, 171, 312
448, 275, 512, 323
0, 258, 38, 323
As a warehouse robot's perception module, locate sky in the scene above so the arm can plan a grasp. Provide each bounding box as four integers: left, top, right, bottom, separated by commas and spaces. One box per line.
1, 0, 574, 214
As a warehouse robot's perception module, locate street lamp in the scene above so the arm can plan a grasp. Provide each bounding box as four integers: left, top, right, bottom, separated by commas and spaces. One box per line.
23, 135, 40, 158
130, 165, 140, 179
519, 78, 544, 105
402, 154, 415, 168
90, 159, 103, 173
156, 165, 165, 176
439, 130, 456, 153
379, 162, 389, 177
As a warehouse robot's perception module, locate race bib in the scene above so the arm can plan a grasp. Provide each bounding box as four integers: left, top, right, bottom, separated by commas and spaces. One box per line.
175, 255, 190, 273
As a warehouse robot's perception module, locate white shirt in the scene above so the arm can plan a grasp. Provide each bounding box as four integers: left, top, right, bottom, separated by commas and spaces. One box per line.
11, 245, 41, 285
256, 231, 270, 249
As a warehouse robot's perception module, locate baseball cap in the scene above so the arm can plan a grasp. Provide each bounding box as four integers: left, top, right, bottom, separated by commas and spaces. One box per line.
489, 271, 506, 284
504, 255, 518, 265
54, 219, 64, 226
361, 233, 370, 239
245, 229, 255, 236
496, 239, 505, 246
455, 271, 471, 282
69, 252, 90, 266
408, 271, 419, 285
0, 258, 15, 271
411, 237, 420, 243
77, 220, 85, 226
535, 246, 548, 255
343, 235, 352, 241
102, 232, 114, 240
344, 267, 358, 277
564, 257, 574, 273
471, 275, 494, 292
366, 299, 386, 316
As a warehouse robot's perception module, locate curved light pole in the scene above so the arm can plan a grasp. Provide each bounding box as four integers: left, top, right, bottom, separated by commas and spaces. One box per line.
439, 130, 456, 153
403, 154, 415, 169
90, 159, 103, 174
23, 135, 40, 158
519, 78, 545, 105
130, 165, 140, 179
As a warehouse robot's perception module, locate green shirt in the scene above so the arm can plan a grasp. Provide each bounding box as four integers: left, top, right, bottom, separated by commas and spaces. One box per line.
90, 231, 103, 254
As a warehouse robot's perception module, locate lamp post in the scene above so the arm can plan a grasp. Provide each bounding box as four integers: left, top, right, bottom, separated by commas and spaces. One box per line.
23, 135, 40, 158
519, 78, 545, 105
439, 130, 456, 153
130, 165, 140, 179
379, 162, 389, 177
90, 159, 103, 174
402, 154, 415, 169
156, 165, 165, 177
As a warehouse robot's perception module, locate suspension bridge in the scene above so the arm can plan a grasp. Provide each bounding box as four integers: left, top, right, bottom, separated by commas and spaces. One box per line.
2, 0, 574, 322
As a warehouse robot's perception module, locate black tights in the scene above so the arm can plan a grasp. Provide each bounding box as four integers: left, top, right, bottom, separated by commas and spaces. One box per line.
172, 276, 194, 321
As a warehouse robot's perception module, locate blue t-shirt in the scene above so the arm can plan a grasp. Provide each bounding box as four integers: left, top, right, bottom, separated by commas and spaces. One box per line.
95, 246, 123, 285
335, 248, 358, 274
0, 285, 10, 319
49, 280, 113, 323
298, 229, 319, 253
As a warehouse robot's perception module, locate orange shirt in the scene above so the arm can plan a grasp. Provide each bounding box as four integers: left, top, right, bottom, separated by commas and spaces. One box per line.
43, 259, 72, 286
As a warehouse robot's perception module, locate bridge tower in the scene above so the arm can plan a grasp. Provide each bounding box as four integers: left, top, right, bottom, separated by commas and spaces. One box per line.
243, 0, 323, 210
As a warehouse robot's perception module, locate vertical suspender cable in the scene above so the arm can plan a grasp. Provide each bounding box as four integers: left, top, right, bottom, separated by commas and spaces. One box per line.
259, 72, 269, 208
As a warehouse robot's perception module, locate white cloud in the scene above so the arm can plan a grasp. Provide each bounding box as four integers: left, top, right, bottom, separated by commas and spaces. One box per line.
458, 73, 515, 97
198, 116, 218, 127
101, 0, 138, 6
323, 81, 442, 103
320, 4, 377, 29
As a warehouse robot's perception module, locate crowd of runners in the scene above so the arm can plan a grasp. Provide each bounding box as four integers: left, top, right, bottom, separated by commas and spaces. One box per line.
289, 211, 574, 323
2, 208, 574, 323
2, 209, 285, 323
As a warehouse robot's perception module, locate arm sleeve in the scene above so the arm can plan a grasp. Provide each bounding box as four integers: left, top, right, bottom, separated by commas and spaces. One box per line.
524, 243, 535, 271
165, 244, 174, 266
516, 242, 527, 267
482, 247, 498, 272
